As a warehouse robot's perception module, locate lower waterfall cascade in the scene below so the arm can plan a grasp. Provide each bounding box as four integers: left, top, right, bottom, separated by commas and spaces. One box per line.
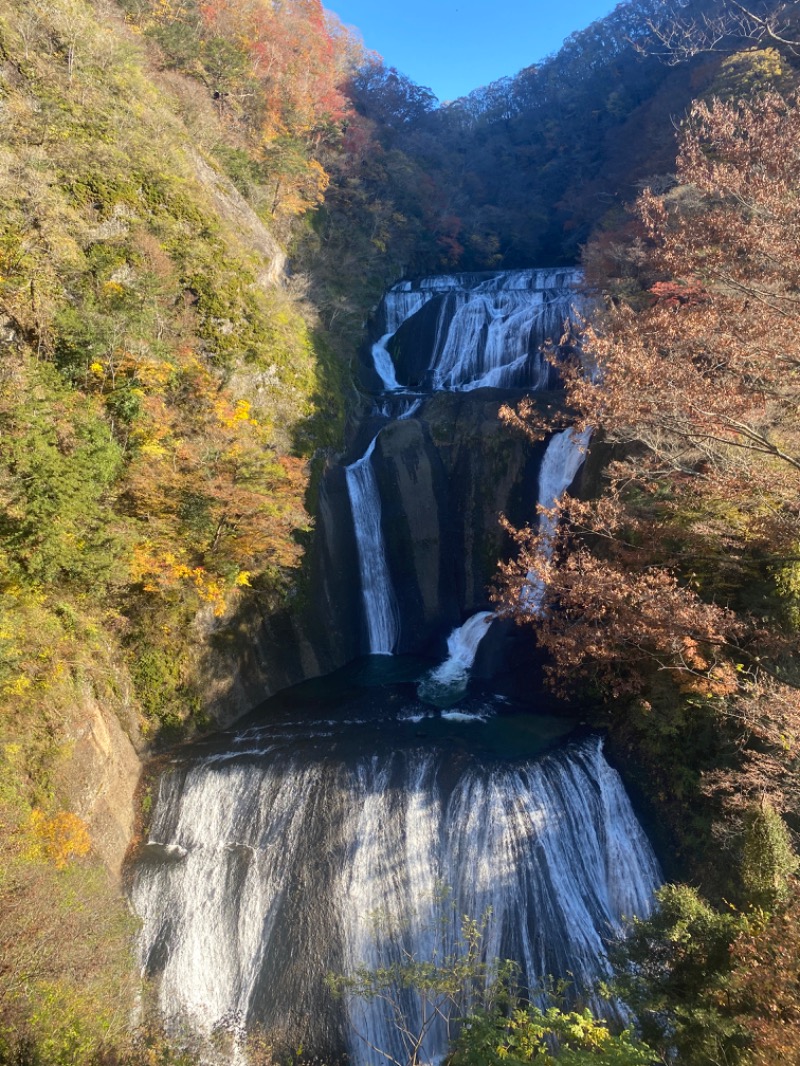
133, 724, 660, 1064
131, 268, 662, 1064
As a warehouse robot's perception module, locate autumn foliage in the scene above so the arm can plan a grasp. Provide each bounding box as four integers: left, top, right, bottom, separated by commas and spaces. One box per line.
126, 0, 364, 219
498, 92, 800, 822
494, 93, 800, 1062
28, 809, 91, 869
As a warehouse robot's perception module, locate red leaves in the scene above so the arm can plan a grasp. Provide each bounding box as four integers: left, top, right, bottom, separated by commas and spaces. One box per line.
498, 94, 800, 787
496, 502, 741, 699
199, 0, 352, 138
649, 278, 708, 308
730, 891, 800, 1063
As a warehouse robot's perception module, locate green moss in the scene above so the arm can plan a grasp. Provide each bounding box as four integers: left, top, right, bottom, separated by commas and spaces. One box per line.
292, 328, 350, 454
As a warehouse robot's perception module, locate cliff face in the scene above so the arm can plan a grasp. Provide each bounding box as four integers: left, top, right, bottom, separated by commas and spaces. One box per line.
197, 389, 553, 727
56, 686, 143, 878
373, 393, 547, 649
0, 0, 352, 928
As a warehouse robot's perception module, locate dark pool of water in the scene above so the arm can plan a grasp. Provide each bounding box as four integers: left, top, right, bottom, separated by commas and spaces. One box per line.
177, 654, 581, 768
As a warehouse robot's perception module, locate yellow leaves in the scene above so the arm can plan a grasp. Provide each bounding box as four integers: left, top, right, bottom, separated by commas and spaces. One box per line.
3, 742, 22, 768
128, 354, 174, 392
137, 439, 169, 458
235, 570, 251, 587
28, 809, 91, 869
131, 544, 227, 616
7, 675, 32, 696
215, 397, 255, 429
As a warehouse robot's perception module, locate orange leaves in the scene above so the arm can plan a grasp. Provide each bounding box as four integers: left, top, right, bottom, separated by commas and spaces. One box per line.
121, 340, 309, 613
215, 397, 254, 428
126, 0, 361, 218
28, 809, 91, 869
649, 279, 708, 309
131, 544, 227, 614
704, 678, 800, 814
570, 96, 800, 497
199, 0, 351, 137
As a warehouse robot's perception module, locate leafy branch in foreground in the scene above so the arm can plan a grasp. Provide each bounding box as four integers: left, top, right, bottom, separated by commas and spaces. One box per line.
449, 1005, 658, 1066
328, 914, 517, 1066
329, 907, 659, 1066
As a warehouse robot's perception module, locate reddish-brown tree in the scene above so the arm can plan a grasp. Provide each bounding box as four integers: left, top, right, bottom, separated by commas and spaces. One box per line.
730, 891, 800, 1064
497, 92, 800, 812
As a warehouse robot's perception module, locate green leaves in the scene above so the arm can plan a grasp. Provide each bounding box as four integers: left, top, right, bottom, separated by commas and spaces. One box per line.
741, 803, 799, 912
0, 364, 125, 588
451, 1006, 657, 1065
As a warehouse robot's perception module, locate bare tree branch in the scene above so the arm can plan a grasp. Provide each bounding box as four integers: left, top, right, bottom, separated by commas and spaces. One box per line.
635, 0, 800, 63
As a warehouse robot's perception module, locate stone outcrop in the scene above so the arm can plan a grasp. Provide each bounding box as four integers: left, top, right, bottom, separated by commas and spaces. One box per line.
57, 685, 143, 877
372, 391, 549, 653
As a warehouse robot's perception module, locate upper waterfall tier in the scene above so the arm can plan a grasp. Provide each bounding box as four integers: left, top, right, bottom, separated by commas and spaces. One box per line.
371, 268, 582, 393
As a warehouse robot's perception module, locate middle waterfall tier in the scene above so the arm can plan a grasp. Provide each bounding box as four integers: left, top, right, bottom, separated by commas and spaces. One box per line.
345, 434, 400, 656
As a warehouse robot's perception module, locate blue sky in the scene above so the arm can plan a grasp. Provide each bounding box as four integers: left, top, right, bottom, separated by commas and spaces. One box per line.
328, 1, 619, 102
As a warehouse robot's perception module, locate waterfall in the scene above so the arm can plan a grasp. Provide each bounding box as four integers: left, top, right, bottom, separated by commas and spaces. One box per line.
345, 435, 400, 655
132, 736, 661, 1064
418, 611, 494, 707
372, 396, 422, 419
372, 288, 436, 390
373, 269, 582, 393
131, 267, 660, 1066
523, 426, 593, 613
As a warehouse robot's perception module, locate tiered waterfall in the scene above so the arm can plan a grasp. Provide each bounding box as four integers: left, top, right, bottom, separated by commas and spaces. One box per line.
131, 268, 661, 1065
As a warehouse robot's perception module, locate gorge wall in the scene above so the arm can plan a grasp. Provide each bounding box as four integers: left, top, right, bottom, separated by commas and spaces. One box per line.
200, 270, 580, 725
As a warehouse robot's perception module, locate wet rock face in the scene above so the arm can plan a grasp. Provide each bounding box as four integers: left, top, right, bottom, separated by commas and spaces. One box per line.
386, 296, 451, 388
371, 418, 456, 650
366, 392, 547, 654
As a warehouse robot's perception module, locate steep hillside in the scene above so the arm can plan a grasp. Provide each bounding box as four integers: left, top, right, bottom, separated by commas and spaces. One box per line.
0, 0, 362, 1058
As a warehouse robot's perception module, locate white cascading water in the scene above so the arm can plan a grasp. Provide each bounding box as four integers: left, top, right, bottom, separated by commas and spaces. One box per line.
522, 426, 593, 613
418, 611, 494, 706
132, 736, 661, 1065
421, 426, 591, 695
131, 268, 661, 1066
372, 287, 435, 391
345, 434, 400, 655
371, 396, 422, 420
373, 269, 581, 393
